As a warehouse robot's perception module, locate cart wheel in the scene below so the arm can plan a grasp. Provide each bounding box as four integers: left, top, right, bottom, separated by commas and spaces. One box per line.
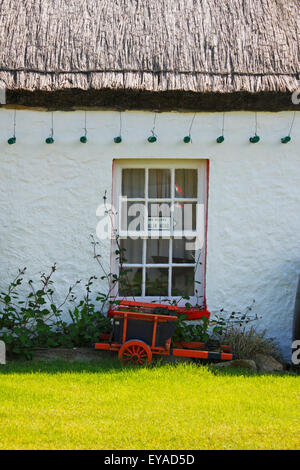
118, 340, 152, 366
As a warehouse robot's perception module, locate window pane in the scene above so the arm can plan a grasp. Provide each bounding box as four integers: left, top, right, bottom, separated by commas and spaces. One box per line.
119, 268, 142, 296
146, 268, 169, 296
121, 201, 145, 231
173, 238, 195, 264
175, 169, 197, 198
149, 169, 171, 198
146, 239, 169, 264
122, 169, 145, 198
120, 239, 143, 264
172, 267, 194, 296
173, 203, 196, 231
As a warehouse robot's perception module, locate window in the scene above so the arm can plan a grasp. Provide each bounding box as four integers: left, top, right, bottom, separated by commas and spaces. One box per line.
112, 159, 208, 305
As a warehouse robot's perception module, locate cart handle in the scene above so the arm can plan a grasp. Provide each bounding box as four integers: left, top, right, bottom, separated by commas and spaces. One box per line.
111, 310, 178, 321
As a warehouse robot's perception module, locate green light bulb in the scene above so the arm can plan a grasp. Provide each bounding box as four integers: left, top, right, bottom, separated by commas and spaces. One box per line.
249, 135, 260, 143
216, 135, 224, 143
8, 137, 16, 145
183, 136, 191, 143
281, 136, 291, 144
148, 135, 157, 143
114, 136, 122, 143
46, 137, 54, 144
80, 136, 87, 143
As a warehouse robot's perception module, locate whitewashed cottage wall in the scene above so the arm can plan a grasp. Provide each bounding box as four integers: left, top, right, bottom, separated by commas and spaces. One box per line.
0, 109, 299, 360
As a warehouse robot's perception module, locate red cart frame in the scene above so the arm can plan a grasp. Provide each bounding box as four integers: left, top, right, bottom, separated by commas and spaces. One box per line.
95, 301, 233, 365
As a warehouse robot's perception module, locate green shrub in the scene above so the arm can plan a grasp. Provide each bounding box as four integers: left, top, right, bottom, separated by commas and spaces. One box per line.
173, 315, 211, 343
56, 277, 112, 348
0, 266, 112, 359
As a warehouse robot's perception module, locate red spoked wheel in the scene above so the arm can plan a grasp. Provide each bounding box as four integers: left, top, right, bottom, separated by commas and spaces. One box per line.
118, 340, 152, 366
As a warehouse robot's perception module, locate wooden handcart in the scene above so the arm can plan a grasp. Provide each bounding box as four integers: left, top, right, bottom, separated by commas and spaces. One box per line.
95, 300, 233, 365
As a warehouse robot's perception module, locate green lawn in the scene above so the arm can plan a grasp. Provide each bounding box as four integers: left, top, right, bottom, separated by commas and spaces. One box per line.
0, 360, 299, 450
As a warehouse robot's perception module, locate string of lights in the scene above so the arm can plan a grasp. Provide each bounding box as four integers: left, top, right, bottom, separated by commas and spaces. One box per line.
148, 113, 157, 143
216, 112, 225, 143
183, 113, 196, 143
4, 111, 297, 145
281, 111, 296, 144
249, 112, 260, 143
45, 112, 54, 144
114, 112, 122, 143
7, 110, 16, 145
80, 111, 88, 143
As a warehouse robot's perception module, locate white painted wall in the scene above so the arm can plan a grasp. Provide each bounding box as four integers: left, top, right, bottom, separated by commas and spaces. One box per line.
0, 109, 299, 360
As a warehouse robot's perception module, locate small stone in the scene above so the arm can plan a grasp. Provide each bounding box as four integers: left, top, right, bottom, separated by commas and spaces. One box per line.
254, 354, 284, 373
213, 359, 257, 371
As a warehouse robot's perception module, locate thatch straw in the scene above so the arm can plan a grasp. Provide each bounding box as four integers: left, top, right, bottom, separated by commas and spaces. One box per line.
0, 0, 298, 93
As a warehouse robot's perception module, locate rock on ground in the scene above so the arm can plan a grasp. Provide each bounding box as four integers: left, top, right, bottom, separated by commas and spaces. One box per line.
254, 354, 284, 373
212, 359, 257, 371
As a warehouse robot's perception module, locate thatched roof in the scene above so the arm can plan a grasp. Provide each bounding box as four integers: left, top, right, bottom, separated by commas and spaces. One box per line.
0, 0, 299, 109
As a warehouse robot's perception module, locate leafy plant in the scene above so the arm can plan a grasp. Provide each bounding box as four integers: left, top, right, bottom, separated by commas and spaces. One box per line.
172, 300, 262, 346
56, 276, 112, 348
173, 314, 212, 343
0, 266, 112, 359
211, 302, 261, 338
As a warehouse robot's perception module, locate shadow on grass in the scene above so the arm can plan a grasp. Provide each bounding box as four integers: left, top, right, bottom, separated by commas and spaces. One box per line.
0, 358, 128, 375
208, 367, 288, 377
0, 357, 176, 375
0, 358, 296, 378
207, 365, 299, 378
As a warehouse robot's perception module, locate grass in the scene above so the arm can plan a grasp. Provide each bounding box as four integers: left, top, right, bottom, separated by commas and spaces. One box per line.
0, 359, 299, 450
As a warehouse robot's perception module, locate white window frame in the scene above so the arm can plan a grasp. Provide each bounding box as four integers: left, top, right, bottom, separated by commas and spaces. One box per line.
111, 159, 208, 306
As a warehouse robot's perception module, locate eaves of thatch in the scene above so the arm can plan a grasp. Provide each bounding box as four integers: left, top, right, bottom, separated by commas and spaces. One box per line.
0, 0, 299, 110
